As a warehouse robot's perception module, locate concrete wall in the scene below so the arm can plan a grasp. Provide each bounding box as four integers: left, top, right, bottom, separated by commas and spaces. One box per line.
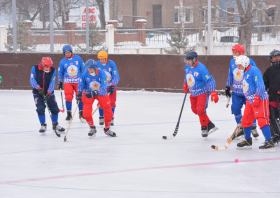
0, 53, 271, 93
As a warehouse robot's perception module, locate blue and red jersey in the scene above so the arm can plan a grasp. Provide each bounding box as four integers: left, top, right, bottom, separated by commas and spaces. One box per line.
30, 64, 56, 94
78, 68, 107, 96
242, 65, 268, 104
96, 59, 120, 87
184, 61, 216, 96
58, 54, 85, 84
226, 57, 256, 96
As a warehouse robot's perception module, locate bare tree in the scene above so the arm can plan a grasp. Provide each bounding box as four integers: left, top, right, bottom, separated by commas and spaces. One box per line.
272, 0, 280, 38
96, 0, 106, 29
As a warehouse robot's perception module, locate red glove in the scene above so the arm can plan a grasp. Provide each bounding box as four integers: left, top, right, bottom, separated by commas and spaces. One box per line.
253, 95, 260, 108
210, 91, 219, 103
183, 83, 189, 93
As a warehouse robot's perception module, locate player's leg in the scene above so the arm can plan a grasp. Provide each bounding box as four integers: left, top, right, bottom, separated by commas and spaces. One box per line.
237, 102, 255, 150
254, 99, 274, 152
47, 94, 65, 134
73, 83, 85, 122
64, 83, 74, 121
98, 95, 116, 137
33, 94, 47, 135
231, 94, 245, 139
83, 96, 97, 138
269, 101, 280, 144
109, 89, 117, 126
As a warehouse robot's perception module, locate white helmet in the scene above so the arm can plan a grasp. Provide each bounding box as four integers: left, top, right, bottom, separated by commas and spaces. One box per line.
235, 55, 250, 68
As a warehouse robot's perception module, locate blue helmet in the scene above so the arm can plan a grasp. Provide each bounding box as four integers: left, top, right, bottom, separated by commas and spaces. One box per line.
185, 51, 197, 63
85, 59, 97, 70
268, 49, 280, 63
62, 45, 72, 54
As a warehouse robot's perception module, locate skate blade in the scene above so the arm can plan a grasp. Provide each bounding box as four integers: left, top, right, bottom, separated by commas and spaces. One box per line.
236, 146, 252, 150
80, 119, 86, 123
203, 137, 207, 140
54, 130, 65, 134
88, 134, 96, 139
208, 127, 218, 135
40, 132, 46, 136
259, 148, 275, 153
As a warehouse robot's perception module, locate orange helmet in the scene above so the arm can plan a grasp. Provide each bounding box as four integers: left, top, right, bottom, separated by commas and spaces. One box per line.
97, 51, 108, 60
232, 44, 245, 55
41, 57, 53, 67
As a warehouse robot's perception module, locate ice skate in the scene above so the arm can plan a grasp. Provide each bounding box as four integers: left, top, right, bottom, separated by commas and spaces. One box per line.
208, 122, 218, 135
110, 117, 114, 126
39, 123, 47, 135
237, 137, 252, 150
201, 126, 208, 139
259, 139, 275, 152
88, 126, 97, 138
99, 116, 104, 125
66, 110, 72, 121
53, 122, 65, 134
79, 110, 86, 123
104, 128, 116, 137
232, 126, 244, 140
251, 125, 259, 140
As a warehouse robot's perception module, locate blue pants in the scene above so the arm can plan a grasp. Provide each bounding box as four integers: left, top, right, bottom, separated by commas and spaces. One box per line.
33, 93, 59, 116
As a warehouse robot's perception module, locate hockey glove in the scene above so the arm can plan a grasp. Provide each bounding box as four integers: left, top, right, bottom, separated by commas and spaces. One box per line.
38, 87, 45, 96
210, 91, 219, 103
44, 93, 51, 101
183, 83, 189, 94
253, 95, 260, 108
58, 82, 63, 90
107, 85, 115, 95
225, 86, 231, 98
76, 92, 82, 103
86, 90, 98, 98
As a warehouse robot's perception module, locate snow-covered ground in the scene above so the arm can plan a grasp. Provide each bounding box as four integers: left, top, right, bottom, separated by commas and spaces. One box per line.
0, 90, 279, 198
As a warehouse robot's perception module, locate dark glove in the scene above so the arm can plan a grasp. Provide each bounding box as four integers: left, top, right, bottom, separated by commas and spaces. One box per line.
86, 90, 98, 98
225, 86, 231, 98
44, 93, 51, 101
77, 92, 82, 103
38, 88, 45, 96
107, 85, 115, 95
58, 82, 63, 90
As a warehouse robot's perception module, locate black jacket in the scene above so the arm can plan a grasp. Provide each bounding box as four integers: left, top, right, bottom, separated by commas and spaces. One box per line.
263, 63, 280, 101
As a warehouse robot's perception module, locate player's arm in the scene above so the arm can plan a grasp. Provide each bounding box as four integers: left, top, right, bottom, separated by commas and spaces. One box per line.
30, 66, 40, 89
110, 61, 120, 86
249, 58, 257, 68
202, 69, 218, 103
79, 56, 86, 74
78, 73, 86, 93
255, 69, 266, 96
57, 60, 64, 83
47, 69, 56, 94
97, 69, 108, 96
226, 60, 234, 88
263, 69, 269, 91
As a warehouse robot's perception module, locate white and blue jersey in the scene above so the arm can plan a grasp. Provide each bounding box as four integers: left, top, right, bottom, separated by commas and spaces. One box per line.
184, 61, 216, 96
58, 54, 85, 84
78, 68, 108, 96
96, 59, 120, 87
226, 57, 256, 96
242, 65, 268, 104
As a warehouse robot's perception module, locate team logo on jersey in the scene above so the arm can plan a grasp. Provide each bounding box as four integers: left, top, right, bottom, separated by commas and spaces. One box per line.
186, 74, 195, 87
242, 80, 249, 93
76, 61, 78, 65
194, 72, 199, 77
105, 71, 112, 83
53, 77, 55, 80
67, 65, 78, 77
89, 81, 101, 90
205, 75, 209, 79
233, 68, 243, 82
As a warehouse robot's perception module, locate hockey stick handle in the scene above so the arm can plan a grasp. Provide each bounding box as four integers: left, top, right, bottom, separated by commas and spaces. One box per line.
60, 88, 65, 111
64, 102, 79, 141
91, 105, 100, 116
163, 93, 187, 140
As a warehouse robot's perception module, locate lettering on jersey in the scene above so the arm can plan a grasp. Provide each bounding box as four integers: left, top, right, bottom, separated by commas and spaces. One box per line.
76, 61, 78, 65
67, 65, 78, 77
70, 63, 73, 65
89, 81, 101, 90
255, 76, 257, 81
105, 71, 112, 83
242, 80, 249, 93
92, 79, 96, 81
31, 74, 34, 78
194, 72, 199, 77
233, 68, 243, 82
186, 74, 195, 87
109, 68, 112, 72
246, 74, 250, 79
205, 75, 209, 79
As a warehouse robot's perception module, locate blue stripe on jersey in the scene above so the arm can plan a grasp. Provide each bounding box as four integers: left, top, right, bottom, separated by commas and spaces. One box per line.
30, 67, 40, 89
47, 70, 56, 93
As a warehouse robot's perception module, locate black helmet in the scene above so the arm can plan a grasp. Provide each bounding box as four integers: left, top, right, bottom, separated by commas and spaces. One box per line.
185, 51, 197, 63
268, 49, 280, 63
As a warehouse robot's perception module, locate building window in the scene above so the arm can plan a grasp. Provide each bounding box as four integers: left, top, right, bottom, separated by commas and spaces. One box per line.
174, 6, 193, 23
202, 7, 219, 23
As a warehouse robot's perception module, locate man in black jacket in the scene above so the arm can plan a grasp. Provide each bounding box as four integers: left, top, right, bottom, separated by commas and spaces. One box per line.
263, 50, 280, 144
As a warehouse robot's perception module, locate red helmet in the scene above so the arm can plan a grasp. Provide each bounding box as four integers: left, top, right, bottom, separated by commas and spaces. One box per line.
41, 57, 53, 67
232, 44, 245, 55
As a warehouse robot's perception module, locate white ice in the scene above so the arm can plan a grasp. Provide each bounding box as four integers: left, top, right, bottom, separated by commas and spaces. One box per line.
0, 90, 279, 198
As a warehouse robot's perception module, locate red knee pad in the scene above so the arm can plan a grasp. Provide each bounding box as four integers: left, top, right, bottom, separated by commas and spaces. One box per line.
65, 94, 74, 101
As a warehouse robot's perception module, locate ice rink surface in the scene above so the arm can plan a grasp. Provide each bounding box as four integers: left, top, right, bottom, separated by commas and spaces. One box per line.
0, 90, 279, 198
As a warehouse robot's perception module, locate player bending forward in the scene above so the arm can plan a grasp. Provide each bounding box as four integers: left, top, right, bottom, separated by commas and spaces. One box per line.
183, 51, 219, 138
30, 57, 65, 135
77, 59, 116, 138
235, 55, 274, 152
